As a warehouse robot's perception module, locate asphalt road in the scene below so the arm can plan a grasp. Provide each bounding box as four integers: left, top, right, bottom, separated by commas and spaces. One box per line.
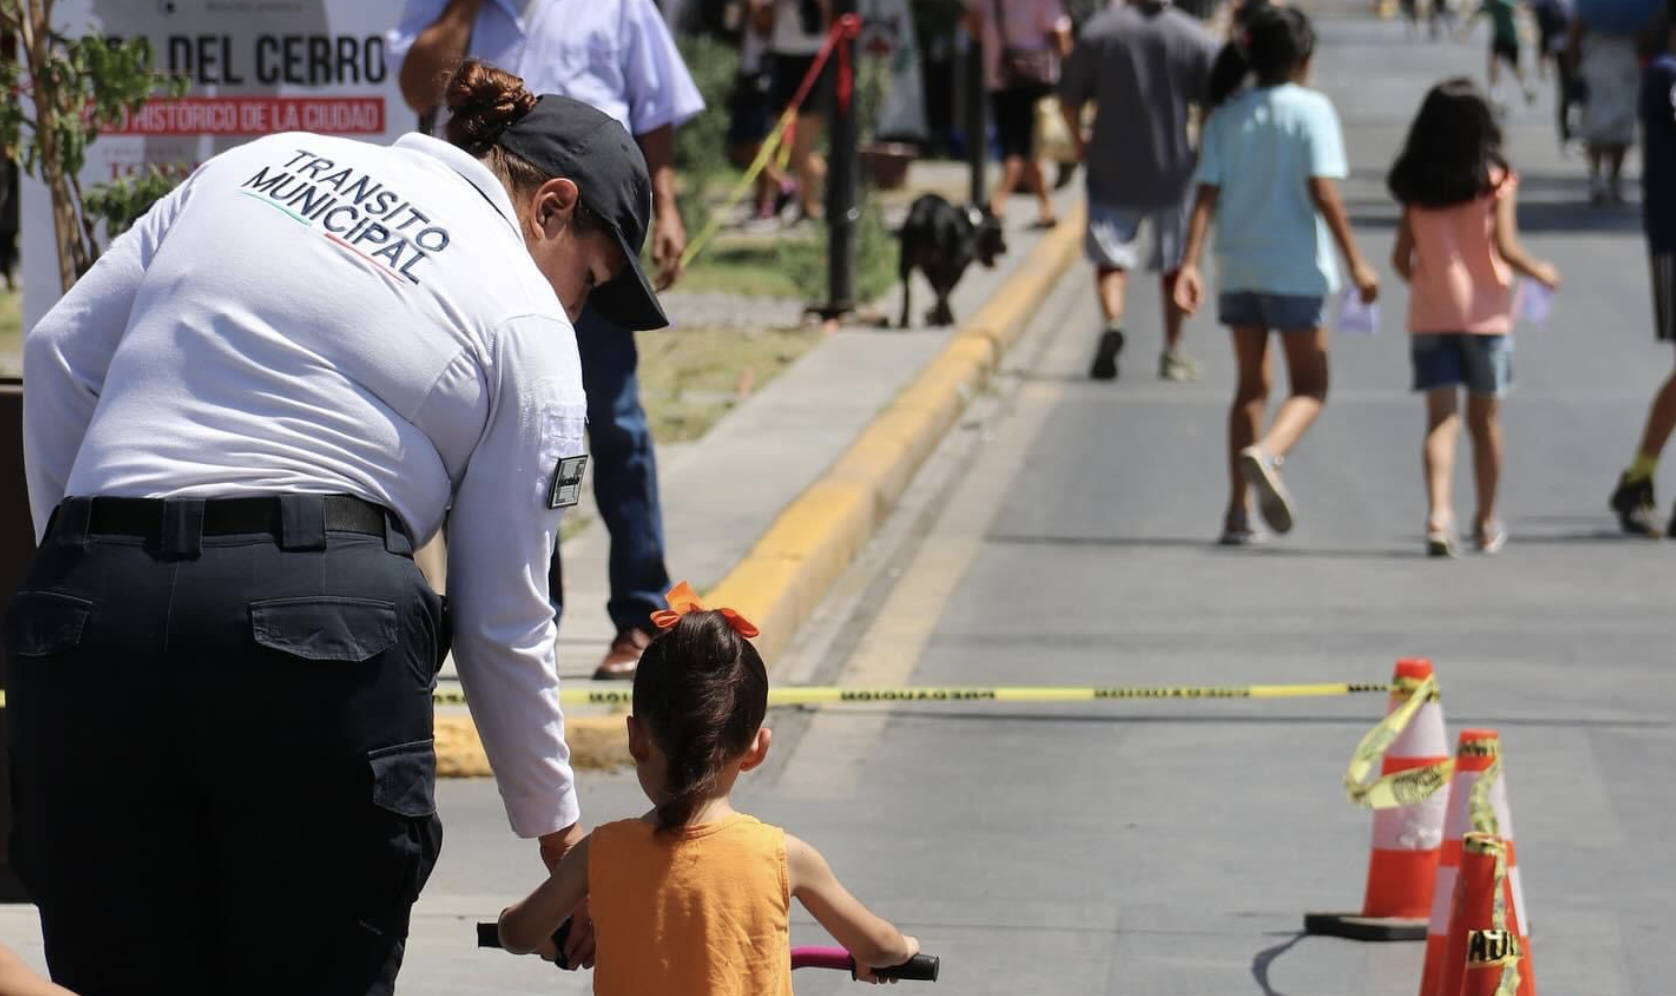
408, 12, 1674, 996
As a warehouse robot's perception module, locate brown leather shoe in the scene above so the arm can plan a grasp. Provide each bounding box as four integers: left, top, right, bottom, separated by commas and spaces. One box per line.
593, 628, 652, 680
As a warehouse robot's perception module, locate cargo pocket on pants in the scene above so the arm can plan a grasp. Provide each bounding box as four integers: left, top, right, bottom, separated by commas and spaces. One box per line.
362, 739, 444, 938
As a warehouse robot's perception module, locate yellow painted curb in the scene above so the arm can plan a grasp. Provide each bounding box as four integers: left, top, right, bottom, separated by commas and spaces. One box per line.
434, 203, 1085, 778
709, 203, 1087, 664
436, 713, 631, 778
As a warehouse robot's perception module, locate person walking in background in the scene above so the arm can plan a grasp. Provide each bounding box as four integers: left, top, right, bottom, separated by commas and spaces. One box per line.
1533, 0, 1582, 145
1461, 0, 1536, 105
1608, 2, 1676, 536
966, 0, 1073, 229
1568, 9, 1642, 204
1389, 79, 1561, 557
391, 0, 702, 679
728, 9, 793, 231
751, 0, 831, 224
1173, 6, 1380, 545
1060, 0, 1218, 382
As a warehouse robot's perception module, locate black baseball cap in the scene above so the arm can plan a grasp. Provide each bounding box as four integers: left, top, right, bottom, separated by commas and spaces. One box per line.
496, 94, 668, 331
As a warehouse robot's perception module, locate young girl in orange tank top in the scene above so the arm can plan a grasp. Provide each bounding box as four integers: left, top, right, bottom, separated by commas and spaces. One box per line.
496, 583, 919, 994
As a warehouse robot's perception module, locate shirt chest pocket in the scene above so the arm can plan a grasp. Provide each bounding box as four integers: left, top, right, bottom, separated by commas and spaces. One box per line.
529, 20, 623, 87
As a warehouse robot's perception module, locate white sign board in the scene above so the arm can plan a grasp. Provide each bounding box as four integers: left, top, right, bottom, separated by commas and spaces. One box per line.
21, 0, 413, 334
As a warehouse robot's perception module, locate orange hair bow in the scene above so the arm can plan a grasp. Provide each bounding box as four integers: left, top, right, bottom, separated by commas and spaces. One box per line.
650, 581, 760, 639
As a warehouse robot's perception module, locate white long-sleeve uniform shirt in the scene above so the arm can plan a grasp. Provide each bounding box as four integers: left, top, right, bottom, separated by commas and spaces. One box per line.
23, 131, 585, 838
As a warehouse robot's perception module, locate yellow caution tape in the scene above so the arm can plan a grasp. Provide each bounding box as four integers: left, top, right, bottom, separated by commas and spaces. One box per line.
1344, 674, 1455, 809
1469, 755, 1503, 837
1463, 832, 1522, 996
0, 681, 1394, 712
423, 682, 1393, 710
677, 103, 799, 270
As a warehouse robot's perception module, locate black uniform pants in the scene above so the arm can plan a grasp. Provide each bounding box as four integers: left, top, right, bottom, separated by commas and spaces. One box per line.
2, 496, 448, 996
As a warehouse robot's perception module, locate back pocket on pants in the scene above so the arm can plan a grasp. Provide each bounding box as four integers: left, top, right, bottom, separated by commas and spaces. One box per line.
250, 596, 397, 662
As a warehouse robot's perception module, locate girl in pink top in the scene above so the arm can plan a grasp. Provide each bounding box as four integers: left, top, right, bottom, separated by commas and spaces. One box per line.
1389, 79, 1560, 557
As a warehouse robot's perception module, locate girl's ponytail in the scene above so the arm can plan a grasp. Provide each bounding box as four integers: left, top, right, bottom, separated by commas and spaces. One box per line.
1207, 39, 1253, 109
633, 607, 769, 835
1207, 6, 1317, 110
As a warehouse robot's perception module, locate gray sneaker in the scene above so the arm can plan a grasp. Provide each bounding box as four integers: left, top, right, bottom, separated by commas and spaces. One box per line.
1239, 446, 1295, 535
1159, 349, 1202, 382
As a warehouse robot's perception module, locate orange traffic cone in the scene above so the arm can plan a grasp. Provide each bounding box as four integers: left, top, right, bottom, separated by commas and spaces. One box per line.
1306, 658, 1449, 941
1440, 833, 1535, 996
1418, 731, 1532, 996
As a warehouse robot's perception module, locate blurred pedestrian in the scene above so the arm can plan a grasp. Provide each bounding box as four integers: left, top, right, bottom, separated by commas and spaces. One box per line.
1608, 2, 1676, 536
391, 0, 703, 679
1567, 13, 1640, 203
728, 12, 792, 230
1461, 0, 1536, 105
1389, 79, 1560, 557
751, 0, 832, 224
965, 0, 1073, 229
1534, 0, 1582, 145
1173, 6, 1379, 544
1059, 0, 1217, 382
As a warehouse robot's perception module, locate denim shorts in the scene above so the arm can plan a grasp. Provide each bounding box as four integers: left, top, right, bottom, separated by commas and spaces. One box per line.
1218, 292, 1328, 332
1410, 333, 1515, 397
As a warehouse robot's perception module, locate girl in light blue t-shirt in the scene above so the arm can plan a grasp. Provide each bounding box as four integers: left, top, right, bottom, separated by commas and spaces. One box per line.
1174, 6, 1380, 546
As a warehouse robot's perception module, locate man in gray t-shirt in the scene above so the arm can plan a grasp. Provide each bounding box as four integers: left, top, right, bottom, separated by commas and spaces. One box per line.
1061, 0, 1217, 382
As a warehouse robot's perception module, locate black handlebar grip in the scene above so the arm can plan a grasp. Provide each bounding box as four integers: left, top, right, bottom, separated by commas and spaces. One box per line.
866, 954, 940, 982
475, 919, 572, 970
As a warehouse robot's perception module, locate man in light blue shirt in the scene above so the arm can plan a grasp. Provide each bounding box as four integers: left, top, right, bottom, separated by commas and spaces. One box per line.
391, 0, 704, 678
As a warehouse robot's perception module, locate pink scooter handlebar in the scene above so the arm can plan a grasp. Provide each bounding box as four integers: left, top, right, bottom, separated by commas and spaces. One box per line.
477, 922, 937, 981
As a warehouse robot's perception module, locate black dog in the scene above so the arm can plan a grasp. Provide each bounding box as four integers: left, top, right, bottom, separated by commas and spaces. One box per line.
897, 194, 1006, 329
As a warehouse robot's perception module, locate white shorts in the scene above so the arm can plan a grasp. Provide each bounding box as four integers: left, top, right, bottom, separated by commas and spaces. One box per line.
1085, 200, 1189, 273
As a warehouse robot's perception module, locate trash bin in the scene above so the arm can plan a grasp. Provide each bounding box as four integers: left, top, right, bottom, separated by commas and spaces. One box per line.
0, 378, 31, 900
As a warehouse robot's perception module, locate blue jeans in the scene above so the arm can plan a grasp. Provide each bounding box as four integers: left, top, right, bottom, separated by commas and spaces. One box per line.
548, 308, 671, 634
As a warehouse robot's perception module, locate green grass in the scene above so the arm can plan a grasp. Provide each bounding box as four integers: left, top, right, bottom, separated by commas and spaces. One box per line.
638, 324, 822, 444
679, 209, 899, 305
0, 290, 19, 378
677, 240, 807, 299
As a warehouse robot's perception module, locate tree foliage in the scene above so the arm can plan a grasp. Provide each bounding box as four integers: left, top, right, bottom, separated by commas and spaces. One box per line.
0, 0, 188, 291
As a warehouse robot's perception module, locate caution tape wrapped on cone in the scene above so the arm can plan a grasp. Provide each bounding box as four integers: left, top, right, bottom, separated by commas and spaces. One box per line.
1344, 674, 1455, 810
1462, 833, 1523, 996
1468, 755, 1503, 836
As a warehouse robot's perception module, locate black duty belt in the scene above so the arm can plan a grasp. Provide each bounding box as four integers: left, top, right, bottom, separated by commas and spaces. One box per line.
85, 495, 400, 540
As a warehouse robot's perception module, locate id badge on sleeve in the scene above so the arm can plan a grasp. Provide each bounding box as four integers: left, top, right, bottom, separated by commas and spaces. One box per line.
548, 455, 588, 510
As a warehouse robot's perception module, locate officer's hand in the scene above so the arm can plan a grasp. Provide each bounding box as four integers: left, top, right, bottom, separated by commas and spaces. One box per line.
653, 204, 687, 291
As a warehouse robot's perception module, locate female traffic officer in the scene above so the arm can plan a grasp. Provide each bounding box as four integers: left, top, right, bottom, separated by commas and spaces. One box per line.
4, 60, 662, 996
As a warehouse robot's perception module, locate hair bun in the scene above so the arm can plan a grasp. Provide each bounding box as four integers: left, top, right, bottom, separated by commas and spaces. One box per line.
443, 59, 538, 155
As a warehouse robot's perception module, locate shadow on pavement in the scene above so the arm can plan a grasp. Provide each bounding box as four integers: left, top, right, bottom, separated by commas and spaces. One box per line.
1251, 931, 1307, 996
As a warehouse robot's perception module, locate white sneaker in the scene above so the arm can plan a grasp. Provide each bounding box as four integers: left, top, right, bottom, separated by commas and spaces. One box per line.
1238, 446, 1295, 535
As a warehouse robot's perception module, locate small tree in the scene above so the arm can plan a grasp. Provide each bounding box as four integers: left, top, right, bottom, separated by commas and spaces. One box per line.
0, 0, 187, 293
